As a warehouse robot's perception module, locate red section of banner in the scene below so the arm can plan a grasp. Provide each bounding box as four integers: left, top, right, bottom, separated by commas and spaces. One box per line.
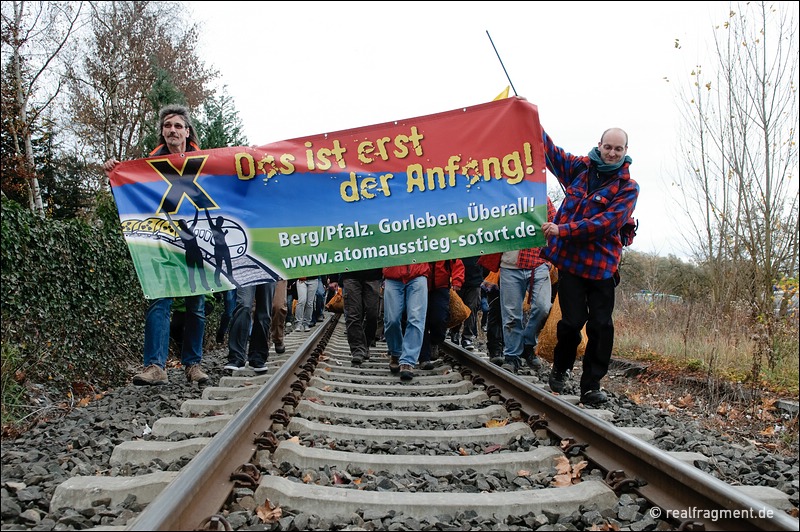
110, 97, 544, 188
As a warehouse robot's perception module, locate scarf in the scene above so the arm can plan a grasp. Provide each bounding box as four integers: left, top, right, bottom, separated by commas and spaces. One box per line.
588, 147, 632, 173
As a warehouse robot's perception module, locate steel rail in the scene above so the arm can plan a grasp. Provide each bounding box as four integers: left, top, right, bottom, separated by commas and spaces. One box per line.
444, 345, 798, 532
125, 315, 338, 531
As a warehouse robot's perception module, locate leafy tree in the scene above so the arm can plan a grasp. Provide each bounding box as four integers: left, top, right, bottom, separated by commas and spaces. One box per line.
197, 86, 248, 149
65, 1, 217, 168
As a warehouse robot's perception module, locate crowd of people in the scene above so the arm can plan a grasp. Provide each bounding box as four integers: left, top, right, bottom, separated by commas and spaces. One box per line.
105, 104, 638, 407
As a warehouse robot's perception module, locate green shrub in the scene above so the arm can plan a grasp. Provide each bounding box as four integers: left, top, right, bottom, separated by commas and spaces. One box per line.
1, 194, 146, 424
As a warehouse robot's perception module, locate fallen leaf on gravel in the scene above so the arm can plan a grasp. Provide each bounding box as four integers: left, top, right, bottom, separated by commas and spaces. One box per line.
484, 444, 503, 454
459, 447, 468, 455
552, 457, 588, 486
552, 473, 573, 487
256, 500, 282, 523
486, 418, 508, 428
286, 436, 300, 444
554, 455, 572, 475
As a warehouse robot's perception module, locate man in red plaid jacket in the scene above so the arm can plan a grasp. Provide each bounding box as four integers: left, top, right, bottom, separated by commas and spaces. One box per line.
541, 127, 639, 405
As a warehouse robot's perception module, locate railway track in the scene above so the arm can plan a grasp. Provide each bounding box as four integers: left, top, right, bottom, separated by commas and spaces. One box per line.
48, 314, 798, 531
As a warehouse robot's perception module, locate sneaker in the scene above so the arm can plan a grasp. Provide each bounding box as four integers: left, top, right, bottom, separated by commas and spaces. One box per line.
548, 370, 570, 393
419, 360, 435, 370
450, 332, 460, 345
303, 325, 310, 332
224, 361, 245, 371
581, 389, 608, 405
274, 343, 286, 354
249, 362, 268, 374
295, 322, 303, 333
132, 364, 168, 386
461, 338, 474, 351
501, 356, 523, 374
351, 354, 363, 366
184, 364, 209, 384
389, 355, 401, 374
399, 364, 415, 381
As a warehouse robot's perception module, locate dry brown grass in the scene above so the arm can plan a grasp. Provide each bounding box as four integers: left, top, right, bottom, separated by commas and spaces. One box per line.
613, 296, 799, 396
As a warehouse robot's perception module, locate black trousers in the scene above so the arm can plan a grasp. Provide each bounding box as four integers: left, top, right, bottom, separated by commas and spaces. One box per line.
343, 278, 382, 359
553, 270, 616, 394
485, 288, 503, 358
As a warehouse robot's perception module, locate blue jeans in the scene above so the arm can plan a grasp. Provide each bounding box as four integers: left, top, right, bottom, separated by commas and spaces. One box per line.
500, 264, 552, 358
383, 276, 428, 366
229, 283, 275, 366
144, 295, 205, 368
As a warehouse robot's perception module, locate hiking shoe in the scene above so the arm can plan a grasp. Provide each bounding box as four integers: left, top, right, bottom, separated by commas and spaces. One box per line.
501, 356, 523, 374
400, 364, 415, 381
548, 370, 570, 393
490, 355, 505, 367
389, 356, 401, 374
249, 362, 268, 374
184, 364, 209, 384
351, 354, 364, 366
522, 345, 541, 369
274, 343, 286, 354
419, 360, 435, 370
524, 352, 543, 370
581, 389, 608, 405
224, 360, 245, 371
133, 364, 168, 386
461, 338, 474, 351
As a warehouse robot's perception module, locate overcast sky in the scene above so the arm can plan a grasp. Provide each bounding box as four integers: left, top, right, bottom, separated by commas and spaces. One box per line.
186, 1, 738, 260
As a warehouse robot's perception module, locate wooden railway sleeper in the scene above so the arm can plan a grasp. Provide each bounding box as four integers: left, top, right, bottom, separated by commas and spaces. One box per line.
196, 514, 233, 531
230, 463, 261, 489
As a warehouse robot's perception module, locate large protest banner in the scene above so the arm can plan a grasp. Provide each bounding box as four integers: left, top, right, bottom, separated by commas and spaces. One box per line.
108, 96, 548, 299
